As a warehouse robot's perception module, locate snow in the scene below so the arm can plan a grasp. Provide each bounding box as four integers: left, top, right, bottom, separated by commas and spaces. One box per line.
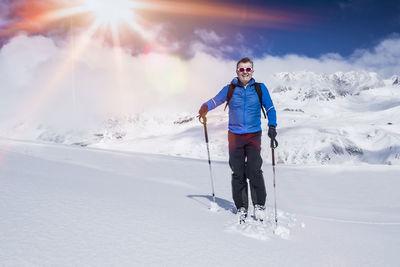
1, 62, 400, 266
2, 70, 397, 166
1, 138, 399, 266
209, 201, 220, 212
1, 32, 400, 266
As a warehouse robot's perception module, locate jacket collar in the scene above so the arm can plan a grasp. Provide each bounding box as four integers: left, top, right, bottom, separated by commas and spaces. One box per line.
232, 77, 255, 87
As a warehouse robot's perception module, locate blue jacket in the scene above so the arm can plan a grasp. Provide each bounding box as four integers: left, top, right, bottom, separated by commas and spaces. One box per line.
203, 78, 277, 134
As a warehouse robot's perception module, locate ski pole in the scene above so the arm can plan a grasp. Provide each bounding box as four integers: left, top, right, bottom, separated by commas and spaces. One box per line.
271, 138, 279, 228
199, 115, 216, 204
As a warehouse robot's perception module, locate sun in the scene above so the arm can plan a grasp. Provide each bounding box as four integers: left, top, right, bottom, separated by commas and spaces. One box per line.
82, 0, 137, 27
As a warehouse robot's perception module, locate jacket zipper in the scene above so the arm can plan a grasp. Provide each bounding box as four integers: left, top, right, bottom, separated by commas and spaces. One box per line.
243, 86, 246, 131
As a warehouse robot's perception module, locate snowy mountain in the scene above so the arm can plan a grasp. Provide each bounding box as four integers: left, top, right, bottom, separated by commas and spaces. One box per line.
270, 71, 385, 101
1, 71, 399, 165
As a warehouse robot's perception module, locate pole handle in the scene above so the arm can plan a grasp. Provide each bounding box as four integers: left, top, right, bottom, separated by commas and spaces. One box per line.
270, 138, 278, 166
198, 115, 207, 125
199, 115, 208, 143
270, 138, 278, 149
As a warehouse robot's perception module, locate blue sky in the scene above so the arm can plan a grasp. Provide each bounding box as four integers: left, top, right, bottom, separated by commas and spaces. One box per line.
176, 0, 400, 58
0, 0, 399, 60
257, 0, 400, 57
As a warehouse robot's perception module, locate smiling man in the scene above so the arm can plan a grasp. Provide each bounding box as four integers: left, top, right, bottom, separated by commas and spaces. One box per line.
198, 57, 277, 224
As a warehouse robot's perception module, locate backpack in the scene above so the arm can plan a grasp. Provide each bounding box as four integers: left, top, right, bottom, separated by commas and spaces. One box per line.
224, 82, 267, 119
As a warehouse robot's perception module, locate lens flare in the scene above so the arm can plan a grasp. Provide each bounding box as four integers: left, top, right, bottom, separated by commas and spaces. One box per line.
82, 0, 137, 27
0, 0, 316, 163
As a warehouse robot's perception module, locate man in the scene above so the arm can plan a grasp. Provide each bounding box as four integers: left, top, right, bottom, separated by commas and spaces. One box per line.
198, 57, 277, 223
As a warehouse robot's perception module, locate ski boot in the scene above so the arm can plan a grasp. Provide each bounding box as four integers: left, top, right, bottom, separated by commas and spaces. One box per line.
254, 204, 266, 222
237, 207, 248, 224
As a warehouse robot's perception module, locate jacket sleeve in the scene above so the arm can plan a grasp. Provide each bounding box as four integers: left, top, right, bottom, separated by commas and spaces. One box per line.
203, 84, 229, 112
260, 83, 277, 127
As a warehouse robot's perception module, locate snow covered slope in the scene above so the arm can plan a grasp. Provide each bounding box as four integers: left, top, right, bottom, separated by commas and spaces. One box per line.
0, 139, 399, 266
1, 71, 399, 165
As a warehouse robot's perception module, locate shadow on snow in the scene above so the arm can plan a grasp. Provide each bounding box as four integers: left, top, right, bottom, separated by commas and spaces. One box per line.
187, 194, 236, 214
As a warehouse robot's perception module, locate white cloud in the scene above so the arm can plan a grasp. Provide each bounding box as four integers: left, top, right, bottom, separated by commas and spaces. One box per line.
253, 36, 400, 79
194, 29, 224, 44
188, 41, 235, 59
0, 35, 236, 132
0, 34, 399, 133
350, 36, 400, 77
254, 53, 356, 78
187, 31, 400, 78
189, 30, 254, 59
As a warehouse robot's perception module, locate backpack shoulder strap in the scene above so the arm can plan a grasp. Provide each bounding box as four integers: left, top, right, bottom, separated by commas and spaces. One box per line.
224, 83, 236, 111
254, 82, 267, 119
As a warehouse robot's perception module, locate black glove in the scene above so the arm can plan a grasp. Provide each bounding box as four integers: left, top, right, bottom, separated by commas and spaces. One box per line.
268, 125, 277, 140
198, 104, 208, 118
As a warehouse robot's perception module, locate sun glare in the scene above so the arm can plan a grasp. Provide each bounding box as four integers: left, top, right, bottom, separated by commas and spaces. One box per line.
82, 0, 136, 26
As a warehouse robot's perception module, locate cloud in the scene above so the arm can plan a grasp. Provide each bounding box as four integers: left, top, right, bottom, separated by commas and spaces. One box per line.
188, 41, 234, 59
187, 29, 255, 59
252, 36, 400, 79
186, 28, 400, 79
0, 34, 237, 131
194, 29, 224, 44
254, 53, 355, 78
350, 35, 400, 77
0, 34, 399, 134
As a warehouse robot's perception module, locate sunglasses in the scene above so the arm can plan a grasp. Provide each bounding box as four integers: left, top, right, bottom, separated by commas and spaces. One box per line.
238, 67, 252, 72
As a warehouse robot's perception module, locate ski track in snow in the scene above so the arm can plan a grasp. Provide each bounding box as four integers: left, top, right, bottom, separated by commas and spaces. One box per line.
299, 214, 400, 225
225, 208, 297, 241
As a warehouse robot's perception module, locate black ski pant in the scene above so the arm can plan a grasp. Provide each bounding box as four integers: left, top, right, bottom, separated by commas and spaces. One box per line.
228, 131, 266, 210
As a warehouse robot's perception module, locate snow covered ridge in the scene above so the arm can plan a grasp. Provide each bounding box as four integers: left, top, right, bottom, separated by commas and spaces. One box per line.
34, 92, 400, 166
270, 71, 386, 101
2, 70, 399, 165
271, 71, 400, 165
